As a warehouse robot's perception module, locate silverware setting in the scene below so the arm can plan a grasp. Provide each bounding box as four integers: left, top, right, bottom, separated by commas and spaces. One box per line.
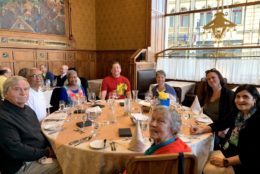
44, 119, 64, 122
68, 134, 93, 146
110, 141, 116, 151
73, 128, 85, 134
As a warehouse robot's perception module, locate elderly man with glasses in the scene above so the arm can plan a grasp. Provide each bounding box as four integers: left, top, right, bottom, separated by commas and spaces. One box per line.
26, 68, 47, 122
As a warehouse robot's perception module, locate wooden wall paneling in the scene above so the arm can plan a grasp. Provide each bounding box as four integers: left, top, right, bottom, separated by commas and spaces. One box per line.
65, 51, 75, 69
13, 49, 36, 75
47, 51, 66, 76
0, 49, 14, 73
75, 51, 96, 80
36, 50, 47, 69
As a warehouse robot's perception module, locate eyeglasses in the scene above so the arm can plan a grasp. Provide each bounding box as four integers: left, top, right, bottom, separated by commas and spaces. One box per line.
30, 74, 43, 78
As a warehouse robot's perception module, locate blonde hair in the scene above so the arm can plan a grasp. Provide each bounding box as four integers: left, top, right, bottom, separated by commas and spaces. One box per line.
3, 76, 28, 95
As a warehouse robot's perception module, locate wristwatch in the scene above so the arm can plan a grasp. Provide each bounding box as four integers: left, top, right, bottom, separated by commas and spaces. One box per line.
223, 158, 229, 167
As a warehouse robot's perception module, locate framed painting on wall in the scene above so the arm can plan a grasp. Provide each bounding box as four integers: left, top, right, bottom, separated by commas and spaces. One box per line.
0, 0, 71, 48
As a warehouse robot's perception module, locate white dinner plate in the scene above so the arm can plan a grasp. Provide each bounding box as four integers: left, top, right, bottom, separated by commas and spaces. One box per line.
89, 140, 108, 150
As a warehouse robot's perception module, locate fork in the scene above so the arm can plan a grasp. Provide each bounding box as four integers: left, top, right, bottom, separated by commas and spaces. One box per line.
111, 141, 116, 151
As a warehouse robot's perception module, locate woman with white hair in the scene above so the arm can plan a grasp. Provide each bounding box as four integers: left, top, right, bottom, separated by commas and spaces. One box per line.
145, 106, 191, 155
60, 70, 86, 105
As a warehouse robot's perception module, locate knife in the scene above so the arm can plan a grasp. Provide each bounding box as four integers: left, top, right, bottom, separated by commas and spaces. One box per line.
68, 135, 93, 146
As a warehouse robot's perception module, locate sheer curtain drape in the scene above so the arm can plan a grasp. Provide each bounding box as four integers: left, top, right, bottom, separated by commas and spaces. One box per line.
157, 57, 260, 84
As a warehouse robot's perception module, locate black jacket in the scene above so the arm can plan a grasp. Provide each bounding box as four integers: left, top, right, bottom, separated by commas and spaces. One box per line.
210, 109, 260, 174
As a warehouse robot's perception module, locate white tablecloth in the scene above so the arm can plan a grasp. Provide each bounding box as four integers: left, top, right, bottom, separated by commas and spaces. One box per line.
42, 102, 213, 174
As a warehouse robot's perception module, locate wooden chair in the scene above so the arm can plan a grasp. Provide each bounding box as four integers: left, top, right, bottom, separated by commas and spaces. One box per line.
126, 152, 198, 174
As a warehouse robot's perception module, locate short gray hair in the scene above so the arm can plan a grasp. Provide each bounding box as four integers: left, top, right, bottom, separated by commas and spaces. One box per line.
152, 106, 181, 135
3, 76, 28, 95
156, 70, 166, 77
67, 70, 77, 78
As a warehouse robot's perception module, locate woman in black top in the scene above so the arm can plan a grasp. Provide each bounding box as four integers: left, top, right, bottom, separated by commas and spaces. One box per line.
191, 84, 260, 174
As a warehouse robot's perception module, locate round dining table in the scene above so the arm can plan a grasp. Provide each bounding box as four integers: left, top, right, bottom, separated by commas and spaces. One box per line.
41, 100, 213, 174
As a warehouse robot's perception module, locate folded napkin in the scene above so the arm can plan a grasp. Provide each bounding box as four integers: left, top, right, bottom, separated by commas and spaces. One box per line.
86, 106, 102, 113
128, 120, 146, 152
190, 96, 202, 114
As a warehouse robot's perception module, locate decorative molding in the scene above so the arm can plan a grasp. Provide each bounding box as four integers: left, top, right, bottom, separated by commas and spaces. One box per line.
2, 52, 9, 59
0, 36, 69, 48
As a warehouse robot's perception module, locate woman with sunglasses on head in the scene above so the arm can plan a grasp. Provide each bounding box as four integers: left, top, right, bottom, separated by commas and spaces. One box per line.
201, 69, 234, 149
191, 85, 260, 174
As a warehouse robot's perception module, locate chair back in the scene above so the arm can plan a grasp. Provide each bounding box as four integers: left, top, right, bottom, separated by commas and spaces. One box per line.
137, 69, 156, 99
126, 153, 197, 174
50, 87, 62, 113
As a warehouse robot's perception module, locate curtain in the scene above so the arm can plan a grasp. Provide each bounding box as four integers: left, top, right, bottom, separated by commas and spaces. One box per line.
157, 57, 260, 84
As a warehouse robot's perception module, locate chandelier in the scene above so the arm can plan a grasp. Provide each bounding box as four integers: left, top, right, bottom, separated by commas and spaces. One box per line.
203, 0, 237, 41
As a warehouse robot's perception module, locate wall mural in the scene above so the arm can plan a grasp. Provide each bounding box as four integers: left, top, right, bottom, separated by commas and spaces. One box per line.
0, 0, 65, 35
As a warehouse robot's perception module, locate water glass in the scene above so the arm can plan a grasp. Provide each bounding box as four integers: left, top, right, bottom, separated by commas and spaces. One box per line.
81, 114, 88, 131
132, 90, 139, 101
88, 92, 96, 105
109, 91, 118, 100
59, 100, 65, 112
124, 98, 131, 116
46, 79, 51, 90
140, 120, 149, 132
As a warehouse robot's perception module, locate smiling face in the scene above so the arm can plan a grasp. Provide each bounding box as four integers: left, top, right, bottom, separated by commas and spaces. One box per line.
68, 73, 78, 86
235, 90, 256, 115
111, 63, 121, 78
156, 74, 166, 86
206, 72, 221, 89
27, 69, 43, 90
149, 110, 173, 144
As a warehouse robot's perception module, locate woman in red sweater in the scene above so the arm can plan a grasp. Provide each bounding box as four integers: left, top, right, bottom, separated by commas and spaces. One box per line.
144, 106, 191, 155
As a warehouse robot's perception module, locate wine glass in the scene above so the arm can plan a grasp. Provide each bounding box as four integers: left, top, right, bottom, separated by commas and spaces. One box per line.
88, 111, 98, 136
145, 92, 152, 102
88, 92, 96, 105
80, 114, 88, 131
109, 91, 118, 100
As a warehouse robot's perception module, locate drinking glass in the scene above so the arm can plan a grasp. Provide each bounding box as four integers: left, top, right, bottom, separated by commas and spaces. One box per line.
109, 91, 118, 100
81, 114, 88, 131
52, 78, 57, 87
46, 79, 51, 90
88, 92, 96, 105
132, 90, 139, 101
145, 92, 152, 102
88, 111, 98, 136
59, 100, 65, 112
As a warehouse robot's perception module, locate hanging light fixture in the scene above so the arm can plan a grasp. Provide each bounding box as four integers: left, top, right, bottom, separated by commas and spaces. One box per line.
203, 0, 236, 41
